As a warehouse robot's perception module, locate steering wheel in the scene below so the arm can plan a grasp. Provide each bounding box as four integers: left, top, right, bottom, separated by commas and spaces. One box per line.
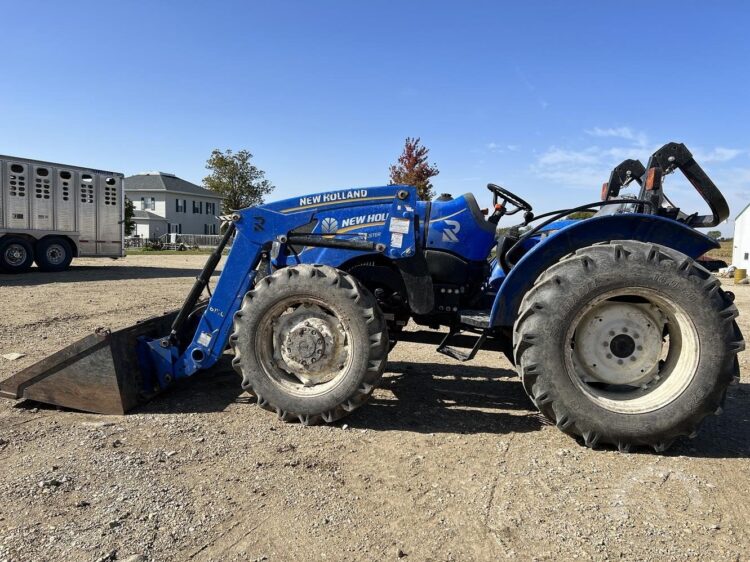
487, 183, 532, 221
487, 183, 532, 213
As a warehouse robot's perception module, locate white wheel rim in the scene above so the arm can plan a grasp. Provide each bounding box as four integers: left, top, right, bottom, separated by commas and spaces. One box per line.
255, 296, 353, 396
565, 288, 699, 414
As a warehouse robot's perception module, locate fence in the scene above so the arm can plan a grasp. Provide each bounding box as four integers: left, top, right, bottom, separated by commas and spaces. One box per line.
158, 233, 231, 248
125, 233, 232, 250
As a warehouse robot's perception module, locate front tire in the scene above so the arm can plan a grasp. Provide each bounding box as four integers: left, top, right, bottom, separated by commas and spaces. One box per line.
514, 240, 744, 452
230, 265, 389, 425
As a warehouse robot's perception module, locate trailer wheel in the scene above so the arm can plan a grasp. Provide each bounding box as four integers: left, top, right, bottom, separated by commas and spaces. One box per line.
0, 237, 34, 273
230, 265, 389, 425
35, 237, 73, 272
514, 240, 744, 452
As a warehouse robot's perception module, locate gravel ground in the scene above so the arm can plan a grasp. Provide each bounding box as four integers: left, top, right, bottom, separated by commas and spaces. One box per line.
0, 255, 748, 562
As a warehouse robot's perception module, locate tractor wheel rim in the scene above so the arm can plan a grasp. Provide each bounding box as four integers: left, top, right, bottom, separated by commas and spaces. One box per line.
257, 296, 352, 396
4, 244, 27, 266
46, 244, 66, 265
565, 287, 699, 414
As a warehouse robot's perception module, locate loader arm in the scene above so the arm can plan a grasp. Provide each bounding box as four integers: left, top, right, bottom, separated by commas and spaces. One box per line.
138, 187, 424, 391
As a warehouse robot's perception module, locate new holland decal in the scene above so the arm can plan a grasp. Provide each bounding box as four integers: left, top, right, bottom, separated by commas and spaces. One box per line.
321, 217, 339, 233
299, 189, 368, 207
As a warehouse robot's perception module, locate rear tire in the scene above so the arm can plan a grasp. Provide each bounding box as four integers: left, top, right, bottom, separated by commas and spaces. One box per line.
230, 265, 389, 425
0, 236, 34, 273
35, 237, 73, 272
513, 240, 744, 452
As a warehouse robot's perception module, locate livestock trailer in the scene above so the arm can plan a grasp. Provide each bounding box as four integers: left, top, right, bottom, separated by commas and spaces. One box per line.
0, 155, 124, 272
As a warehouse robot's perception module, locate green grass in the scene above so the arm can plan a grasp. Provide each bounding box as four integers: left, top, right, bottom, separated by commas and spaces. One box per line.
705, 239, 732, 260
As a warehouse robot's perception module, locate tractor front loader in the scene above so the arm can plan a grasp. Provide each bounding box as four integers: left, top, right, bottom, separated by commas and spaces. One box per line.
1, 142, 743, 452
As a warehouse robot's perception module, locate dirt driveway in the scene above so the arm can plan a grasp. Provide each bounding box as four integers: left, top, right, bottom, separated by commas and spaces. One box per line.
1, 255, 748, 562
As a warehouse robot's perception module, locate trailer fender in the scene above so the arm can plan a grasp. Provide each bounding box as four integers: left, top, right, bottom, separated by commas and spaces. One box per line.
489, 214, 719, 328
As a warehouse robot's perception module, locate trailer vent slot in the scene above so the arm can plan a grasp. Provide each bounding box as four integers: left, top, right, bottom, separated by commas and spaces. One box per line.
8, 171, 26, 197
80, 174, 94, 203
104, 181, 117, 205
60, 170, 71, 201
35, 168, 51, 199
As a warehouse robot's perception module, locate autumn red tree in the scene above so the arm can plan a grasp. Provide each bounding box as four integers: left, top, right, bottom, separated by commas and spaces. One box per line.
388, 137, 440, 200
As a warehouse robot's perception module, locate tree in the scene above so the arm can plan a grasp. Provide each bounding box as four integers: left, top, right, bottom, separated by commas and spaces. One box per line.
203, 149, 274, 213
389, 137, 439, 201
124, 197, 136, 236
567, 210, 595, 220
706, 230, 722, 241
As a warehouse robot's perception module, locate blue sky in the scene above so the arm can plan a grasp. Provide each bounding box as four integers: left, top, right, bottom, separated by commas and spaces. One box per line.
1, 1, 748, 233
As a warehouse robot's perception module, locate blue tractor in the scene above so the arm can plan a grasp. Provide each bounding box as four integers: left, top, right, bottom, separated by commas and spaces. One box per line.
1, 142, 743, 452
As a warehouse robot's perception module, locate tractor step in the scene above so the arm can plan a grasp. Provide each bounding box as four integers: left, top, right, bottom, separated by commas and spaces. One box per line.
436, 310, 492, 361
437, 328, 488, 362
458, 310, 491, 329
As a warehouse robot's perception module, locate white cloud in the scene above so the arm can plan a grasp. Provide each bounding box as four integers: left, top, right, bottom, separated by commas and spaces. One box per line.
585, 126, 649, 148
537, 147, 601, 167
486, 142, 522, 154
534, 126, 651, 190
692, 147, 743, 163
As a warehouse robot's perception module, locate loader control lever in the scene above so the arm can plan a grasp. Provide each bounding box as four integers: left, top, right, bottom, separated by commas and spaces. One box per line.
487, 183, 532, 224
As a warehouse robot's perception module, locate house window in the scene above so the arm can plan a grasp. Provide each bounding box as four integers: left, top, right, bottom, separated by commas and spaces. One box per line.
193, 200, 201, 214
169, 223, 182, 234
745, 253, 748, 261
142, 197, 155, 211
206, 202, 216, 215
175, 199, 186, 213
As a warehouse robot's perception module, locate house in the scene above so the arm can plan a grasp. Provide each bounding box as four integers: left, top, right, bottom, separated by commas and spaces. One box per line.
124, 172, 224, 239
732, 203, 750, 268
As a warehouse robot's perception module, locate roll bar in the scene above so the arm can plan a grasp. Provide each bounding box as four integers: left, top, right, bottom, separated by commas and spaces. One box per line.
602, 142, 729, 228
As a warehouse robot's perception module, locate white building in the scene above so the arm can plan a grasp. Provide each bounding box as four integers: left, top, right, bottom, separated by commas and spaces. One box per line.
732, 203, 750, 268
124, 172, 224, 239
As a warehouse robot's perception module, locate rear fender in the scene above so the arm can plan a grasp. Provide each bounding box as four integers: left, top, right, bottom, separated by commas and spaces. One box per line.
489, 214, 718, 328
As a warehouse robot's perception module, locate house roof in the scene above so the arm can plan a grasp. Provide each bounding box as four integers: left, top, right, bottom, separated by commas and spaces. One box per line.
124, 172, 224, 199
133, 210, 169, 221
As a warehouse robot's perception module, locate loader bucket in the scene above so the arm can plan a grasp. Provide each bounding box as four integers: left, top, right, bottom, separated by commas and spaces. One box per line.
0, 311, 178, 414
